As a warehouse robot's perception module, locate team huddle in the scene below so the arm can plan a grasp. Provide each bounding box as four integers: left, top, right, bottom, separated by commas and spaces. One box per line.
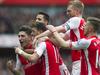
7, 1, 100, 75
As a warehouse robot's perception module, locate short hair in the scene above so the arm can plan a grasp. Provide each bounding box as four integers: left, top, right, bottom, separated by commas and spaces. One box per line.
68, 1, 84, 14
31, 22, 47, 32
87, 17, 100, 32
19, 25, 32, 35
36, 12, 49, 23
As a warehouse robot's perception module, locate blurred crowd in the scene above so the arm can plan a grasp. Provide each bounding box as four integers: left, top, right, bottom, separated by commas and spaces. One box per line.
0, 6, 99, 34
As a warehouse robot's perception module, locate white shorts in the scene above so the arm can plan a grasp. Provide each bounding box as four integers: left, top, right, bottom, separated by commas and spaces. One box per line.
59, 63, 70, 75
71, 60, 81, 75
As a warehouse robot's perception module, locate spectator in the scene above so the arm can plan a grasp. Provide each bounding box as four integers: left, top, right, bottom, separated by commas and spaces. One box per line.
0, 17, 14, 34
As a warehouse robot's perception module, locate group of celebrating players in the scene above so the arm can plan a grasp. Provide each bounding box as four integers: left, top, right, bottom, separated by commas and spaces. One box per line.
7, 0, 100, 75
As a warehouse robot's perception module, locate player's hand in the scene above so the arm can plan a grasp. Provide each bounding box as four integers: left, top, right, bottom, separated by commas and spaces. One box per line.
46, 25, 56, 33
15, 47, 19, 54
15, 47, 23, 55
7, 60, 14, 71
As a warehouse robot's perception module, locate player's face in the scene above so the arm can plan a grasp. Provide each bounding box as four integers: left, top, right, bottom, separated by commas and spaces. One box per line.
35, 14, 48, 25
18, 31, 30, 45
31, 27, 41, 39
84, 21, 91, 36
32, 28, 39, 36
35, 14, 45, 23
66, 5, 77, 18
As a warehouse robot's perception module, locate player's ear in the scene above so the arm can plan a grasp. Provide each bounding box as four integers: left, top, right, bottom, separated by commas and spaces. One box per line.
88, 25, 94, 32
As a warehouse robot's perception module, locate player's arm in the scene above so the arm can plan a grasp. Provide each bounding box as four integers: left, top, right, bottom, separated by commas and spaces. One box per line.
18, 46, 34, 54
46, 25, 90, 49
15, 42, 46, 63
33, 25, 65, 46
54, 32, 90, 50
52, 31, 70, 48
46, 25, 70, 48
53, 31, 89, 50
59, 30, 70, 41
64, 17, 81, 30
15, 48, 39, 63
70, 39, 90, 50
35, 25, 65, 39
24, 49, 34, 54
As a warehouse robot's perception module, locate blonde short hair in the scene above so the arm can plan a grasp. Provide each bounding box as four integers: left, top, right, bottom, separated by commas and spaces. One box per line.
68, 1, 84, 13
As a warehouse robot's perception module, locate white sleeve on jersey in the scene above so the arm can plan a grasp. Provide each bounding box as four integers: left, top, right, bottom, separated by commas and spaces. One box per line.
63, 17, 81, 31
15, 55, 22, 70
71, 38, 91, 50
34, 42, 46, 57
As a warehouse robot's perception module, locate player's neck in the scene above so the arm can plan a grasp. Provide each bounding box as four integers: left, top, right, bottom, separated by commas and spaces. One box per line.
22, 41, 32, 48
76, 14, 82, 17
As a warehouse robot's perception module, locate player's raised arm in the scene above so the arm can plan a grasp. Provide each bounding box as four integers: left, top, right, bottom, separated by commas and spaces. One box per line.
32, 25, 65, 46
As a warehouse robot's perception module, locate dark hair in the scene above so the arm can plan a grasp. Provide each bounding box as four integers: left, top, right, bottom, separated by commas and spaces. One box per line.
87, 17, 100, 32
19, 25, 32, 35
31, 22, 47, 32
36, 12, 49, 23
68, 1, 84, 14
